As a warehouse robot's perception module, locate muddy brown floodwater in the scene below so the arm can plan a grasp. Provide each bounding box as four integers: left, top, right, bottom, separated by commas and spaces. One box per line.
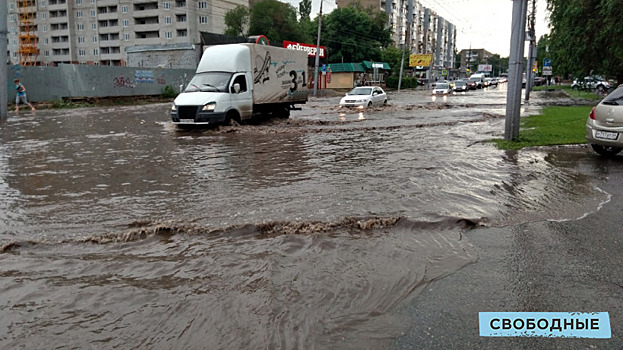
0, 87, 609, 349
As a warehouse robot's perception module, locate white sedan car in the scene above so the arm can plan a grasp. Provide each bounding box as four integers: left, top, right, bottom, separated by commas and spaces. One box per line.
339, 86, 387, 108
432, 82, 452, 95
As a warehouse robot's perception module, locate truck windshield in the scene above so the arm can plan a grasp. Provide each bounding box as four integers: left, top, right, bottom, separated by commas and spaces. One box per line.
184, 72, 233, 93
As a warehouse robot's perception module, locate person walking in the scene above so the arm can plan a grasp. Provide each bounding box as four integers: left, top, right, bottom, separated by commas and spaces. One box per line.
14, 79, 36, 112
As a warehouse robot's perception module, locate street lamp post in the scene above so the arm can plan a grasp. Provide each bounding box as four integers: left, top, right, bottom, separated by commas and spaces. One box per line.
312, 0, 323, 98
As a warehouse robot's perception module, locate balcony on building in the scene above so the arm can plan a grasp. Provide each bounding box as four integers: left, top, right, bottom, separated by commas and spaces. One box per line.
133, 2, 160, 18
134, 16, 160, 32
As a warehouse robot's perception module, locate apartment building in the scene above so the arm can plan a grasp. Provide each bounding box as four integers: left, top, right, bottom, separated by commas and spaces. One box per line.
336, 0, 456, 68
7, 0, 247, 66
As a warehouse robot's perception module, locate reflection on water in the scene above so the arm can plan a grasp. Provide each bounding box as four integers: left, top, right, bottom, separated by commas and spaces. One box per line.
0, 91, 612, 348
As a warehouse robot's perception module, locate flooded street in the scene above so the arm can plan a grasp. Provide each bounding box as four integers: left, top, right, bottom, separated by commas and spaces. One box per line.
0, 86, 610, 348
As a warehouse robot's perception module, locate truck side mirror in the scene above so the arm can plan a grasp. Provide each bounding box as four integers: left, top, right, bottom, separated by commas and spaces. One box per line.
233, 83, 241, 93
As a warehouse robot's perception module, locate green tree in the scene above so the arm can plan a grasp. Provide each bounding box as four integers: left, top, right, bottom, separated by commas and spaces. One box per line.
299, 0, 312, 21
224, 5, 250, 37
546, 0, 623, 83
320, 2, 392, 63
248, 0, 308, 43
380, 46, 407, 76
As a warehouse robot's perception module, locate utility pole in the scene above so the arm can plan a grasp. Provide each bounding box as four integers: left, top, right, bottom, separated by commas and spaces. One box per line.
1, 0, 8, 118
312, 0, 323, 97
524, 0, 536, 101
505, 0, 528, 141
398, 18, 411, 91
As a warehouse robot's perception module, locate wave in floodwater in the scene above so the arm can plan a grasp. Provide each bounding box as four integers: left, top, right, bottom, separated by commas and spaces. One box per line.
0, 92, 613, 348
0, 216, 478, 349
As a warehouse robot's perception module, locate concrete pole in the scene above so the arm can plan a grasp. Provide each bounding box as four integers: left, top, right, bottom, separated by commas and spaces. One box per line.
524, 0, 536, 101
312, 0, 323, 97
524, 42, 534, 101
504, 0, 528, 141
1, 0, 8, 118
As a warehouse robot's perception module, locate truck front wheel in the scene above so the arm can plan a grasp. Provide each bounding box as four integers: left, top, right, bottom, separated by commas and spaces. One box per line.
225, 111, 241, 126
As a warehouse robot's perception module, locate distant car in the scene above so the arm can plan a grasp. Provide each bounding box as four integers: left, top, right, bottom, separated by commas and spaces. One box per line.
488, 78, 499, 87
339, 86, 387, 108
572, 76, 610, 92
470, 76, 484, 89
432, 82, 452, 95
586, 85, 623, 156
466, 78, 478, 90
453, 80, 468, 92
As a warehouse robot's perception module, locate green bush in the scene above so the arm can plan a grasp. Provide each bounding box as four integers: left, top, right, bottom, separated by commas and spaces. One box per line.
385, 76, 418, 89
162, 85, 176, 98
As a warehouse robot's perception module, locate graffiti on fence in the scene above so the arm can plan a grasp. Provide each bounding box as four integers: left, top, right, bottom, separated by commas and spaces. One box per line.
113, 75, 135, 89
157, 73, 166, 85
135, 70, 154, 84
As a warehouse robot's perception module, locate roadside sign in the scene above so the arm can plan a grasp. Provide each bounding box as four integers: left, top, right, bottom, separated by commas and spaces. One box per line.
409, 54, 433, 67
543, 58, 551, 67
542, 66, 553, 76
442, 69, 448, 76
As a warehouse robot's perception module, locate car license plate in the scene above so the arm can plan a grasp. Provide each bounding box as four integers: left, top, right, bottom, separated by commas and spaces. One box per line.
180, 119, 195, 123
595, 130, 618, 140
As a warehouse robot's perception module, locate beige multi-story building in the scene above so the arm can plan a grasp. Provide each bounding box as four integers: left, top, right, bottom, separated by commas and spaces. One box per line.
7, 0, 247, 66
337, 0, 456, 68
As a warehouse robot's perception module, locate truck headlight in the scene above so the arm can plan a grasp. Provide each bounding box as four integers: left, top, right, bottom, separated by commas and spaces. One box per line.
202, 102, 216, 111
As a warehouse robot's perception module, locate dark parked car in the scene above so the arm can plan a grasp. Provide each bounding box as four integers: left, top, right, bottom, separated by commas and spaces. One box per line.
466, 79, 478, 90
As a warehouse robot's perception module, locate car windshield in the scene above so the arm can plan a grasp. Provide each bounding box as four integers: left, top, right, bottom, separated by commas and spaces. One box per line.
602, 86, 623, 105
348, 87, 373, 95
436, 83, 449, 89
455, 81, 466, 86
184, 72, 233, 93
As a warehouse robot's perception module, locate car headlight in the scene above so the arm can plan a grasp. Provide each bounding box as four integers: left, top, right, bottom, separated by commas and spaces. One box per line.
202, 102, 216, 111
171, 104, 177, 111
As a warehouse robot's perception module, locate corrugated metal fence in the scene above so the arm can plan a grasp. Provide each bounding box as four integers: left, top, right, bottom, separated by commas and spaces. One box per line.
7, 64, 196, 103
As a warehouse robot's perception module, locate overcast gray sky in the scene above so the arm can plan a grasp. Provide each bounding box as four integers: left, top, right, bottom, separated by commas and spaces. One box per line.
281, 0, 550, 57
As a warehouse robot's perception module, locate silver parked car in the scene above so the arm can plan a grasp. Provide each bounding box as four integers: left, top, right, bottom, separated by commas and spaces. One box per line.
586, 85, 623, 156
339, 86, 387, 108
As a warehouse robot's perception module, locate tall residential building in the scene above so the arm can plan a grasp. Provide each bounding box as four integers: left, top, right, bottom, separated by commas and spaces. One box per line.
6, 0, 248, 66
337, 0, 456, 68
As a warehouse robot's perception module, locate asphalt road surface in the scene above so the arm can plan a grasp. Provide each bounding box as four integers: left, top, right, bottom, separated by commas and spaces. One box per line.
394, 148, 623, 349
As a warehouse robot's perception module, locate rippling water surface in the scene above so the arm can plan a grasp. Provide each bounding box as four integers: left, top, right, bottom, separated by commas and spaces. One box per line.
0, 88, 609, 348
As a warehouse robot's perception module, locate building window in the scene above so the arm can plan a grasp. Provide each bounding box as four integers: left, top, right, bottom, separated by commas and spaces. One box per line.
199, 16, 207, 24
124, 33, 129, 41
177, 29, 187, 37
76, 0, 82, 4
76, 11, 82, 18
77, 24, 84, 30
93, 36, 98, 43
163, 2, 171, 9
91, 9, 96, 17
41, 0, 46, 6
93, 49, 99, 55
165, 16, 171, 24
198, 1, 207, 9
165, 31, 172, 38
44, 38, 49, 44
123, 19, 129, 27
43, 25, 48, 32
122, 5, 128, 13
92, 23, 97, 30
45, 50, 50, 57
79, 49, 86, 56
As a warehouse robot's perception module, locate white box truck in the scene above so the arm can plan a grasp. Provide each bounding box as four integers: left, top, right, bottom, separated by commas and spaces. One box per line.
171, 43, 309, 126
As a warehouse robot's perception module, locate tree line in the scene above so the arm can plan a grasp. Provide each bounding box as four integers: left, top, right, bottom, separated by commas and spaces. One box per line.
225, 0, 622, 85
544, 0, 622, 83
